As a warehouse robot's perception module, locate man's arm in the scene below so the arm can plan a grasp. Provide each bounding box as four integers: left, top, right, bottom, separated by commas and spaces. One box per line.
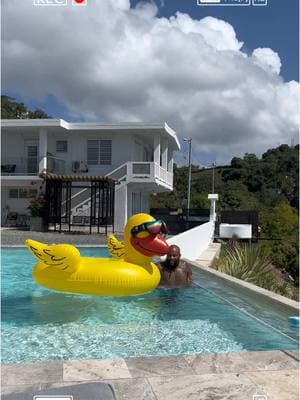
180, 261, 193, 283
186, 265, 192, 282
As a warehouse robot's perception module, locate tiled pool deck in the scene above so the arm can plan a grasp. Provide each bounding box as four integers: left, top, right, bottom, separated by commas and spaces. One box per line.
2, 351, 299, 399
1, 229, 299, 399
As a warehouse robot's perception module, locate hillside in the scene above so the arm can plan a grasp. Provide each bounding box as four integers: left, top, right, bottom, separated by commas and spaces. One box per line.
151, 145, 299, 212
151, 145, 299, 281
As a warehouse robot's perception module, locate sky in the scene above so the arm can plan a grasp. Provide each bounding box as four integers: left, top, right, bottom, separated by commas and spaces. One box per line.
1, 0, 299, 166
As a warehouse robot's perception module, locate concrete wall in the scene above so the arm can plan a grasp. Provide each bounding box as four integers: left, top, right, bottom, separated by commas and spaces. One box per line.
167, 221, 215, 261
114, 184, 127, 232
1, 130, 158, 176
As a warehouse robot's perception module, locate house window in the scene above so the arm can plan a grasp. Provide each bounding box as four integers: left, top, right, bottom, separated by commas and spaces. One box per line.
56, 140, 68, 153
87, 140, 112, 165
9, 188, 37, 199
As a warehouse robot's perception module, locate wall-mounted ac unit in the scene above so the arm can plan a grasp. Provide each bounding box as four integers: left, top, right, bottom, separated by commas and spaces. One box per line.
72, 161, 80, 172
80, 161, 88, 173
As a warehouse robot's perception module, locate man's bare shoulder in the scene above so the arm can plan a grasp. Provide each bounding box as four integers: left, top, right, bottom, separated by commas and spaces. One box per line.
177, 261, 190, 271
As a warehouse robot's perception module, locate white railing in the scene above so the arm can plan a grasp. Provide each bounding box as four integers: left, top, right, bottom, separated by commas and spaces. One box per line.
154, 163, 173, 187
1, 157, 38, 175
108, 161, 172, 188
167, 221, 215, 261
106, 163, 127, 182
46, 156, 66, 175
69, 161, 173, 218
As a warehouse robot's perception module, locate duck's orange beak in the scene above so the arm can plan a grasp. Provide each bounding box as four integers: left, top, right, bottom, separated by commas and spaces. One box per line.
131, 234, 169, 257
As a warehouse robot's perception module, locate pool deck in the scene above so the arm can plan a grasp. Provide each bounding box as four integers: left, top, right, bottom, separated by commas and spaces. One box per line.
2, 229, 299, 399
2, 351, 299, 399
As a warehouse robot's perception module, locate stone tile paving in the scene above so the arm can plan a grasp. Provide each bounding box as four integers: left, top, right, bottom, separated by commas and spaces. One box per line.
2, 352, 299, 399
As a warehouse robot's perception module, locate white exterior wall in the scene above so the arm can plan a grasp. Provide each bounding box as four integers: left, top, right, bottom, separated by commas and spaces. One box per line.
167, 221, 215, 261
1, 132, 39, 165
1, 121, 179, 228
1, 186, 36, 223
114, 184, 128, 232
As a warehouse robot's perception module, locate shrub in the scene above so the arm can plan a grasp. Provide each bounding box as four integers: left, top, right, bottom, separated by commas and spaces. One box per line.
27, 195, 47, 217
213, 242, 298, 300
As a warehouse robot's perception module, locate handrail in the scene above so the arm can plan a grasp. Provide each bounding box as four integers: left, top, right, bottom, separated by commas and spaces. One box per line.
67, 161, 173, 217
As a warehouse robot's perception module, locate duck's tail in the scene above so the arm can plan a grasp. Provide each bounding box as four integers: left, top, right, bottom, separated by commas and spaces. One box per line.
25, 239, 81, 274
107, 234, 125, 259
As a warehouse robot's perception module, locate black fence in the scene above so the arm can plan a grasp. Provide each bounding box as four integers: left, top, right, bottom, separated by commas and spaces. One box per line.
216, 210, 259, 240
150, 208, 210, 235
45, 176, 115, 234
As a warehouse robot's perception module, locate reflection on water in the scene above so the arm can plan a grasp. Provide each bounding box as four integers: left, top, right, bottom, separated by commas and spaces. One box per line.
1, 248, 298, 364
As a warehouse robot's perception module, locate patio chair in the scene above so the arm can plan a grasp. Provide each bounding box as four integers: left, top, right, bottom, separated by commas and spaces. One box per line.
6, 212, 18, 227
1, 164, 16, 174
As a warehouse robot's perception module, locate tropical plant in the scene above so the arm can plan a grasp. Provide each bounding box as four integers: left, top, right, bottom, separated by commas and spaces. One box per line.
27, 195, 47, 217
212, 242, 298, 300
213, 243, 274, 285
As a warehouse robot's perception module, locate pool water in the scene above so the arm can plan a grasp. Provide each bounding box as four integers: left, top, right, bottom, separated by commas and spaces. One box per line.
1, 247, 298, 364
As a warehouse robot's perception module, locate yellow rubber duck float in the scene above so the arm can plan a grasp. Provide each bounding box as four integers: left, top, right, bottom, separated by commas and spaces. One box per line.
25, 213, 169, 296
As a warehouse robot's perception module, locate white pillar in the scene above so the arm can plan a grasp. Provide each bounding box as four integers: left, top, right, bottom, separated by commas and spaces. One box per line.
161, 139, 168, 171
153, 135, 161, 166
39, 128, 48, 173
208, 194, 218, 222
167, 152, 173, 172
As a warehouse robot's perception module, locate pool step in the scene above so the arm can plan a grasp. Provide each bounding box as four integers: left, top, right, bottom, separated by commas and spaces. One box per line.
195, 242, 221, 267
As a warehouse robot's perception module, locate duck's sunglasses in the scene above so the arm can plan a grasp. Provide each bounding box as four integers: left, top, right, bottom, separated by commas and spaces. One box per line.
131, 219, 168, 236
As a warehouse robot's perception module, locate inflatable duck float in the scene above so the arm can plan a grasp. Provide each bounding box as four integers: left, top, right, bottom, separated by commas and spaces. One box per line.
25, 213, 169, 296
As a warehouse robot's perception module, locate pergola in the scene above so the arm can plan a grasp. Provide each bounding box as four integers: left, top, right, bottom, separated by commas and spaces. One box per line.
43, 174, 115, 234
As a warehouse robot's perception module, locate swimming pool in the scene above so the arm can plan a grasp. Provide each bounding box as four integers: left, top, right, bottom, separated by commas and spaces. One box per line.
1, 247, 298, 364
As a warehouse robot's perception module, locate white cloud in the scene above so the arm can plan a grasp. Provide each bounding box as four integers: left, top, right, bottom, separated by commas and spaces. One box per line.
2, 0, 299, 164
252, 47, 282, 75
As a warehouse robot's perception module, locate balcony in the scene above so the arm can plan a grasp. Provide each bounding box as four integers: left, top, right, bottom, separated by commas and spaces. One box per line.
1, 157, 38, 176
1, 156, 66, 176
107, 161, 173, 189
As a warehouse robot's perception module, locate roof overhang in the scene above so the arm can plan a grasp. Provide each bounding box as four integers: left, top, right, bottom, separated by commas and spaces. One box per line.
1, 119, 181, 150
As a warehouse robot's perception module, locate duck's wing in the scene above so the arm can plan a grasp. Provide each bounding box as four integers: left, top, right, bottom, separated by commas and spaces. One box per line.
25, 239, 80, 274
107, 234, 125, 259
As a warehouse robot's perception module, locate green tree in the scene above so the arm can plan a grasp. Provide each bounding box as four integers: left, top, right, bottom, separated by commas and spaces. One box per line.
1, 95, 50, 119
260, 202, 299, 281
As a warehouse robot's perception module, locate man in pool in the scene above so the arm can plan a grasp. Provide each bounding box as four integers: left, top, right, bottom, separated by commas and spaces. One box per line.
157, 245, 192, 287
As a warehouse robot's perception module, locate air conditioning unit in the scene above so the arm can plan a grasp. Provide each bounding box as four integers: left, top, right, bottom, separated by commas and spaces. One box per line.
80, 160, 88, 173
72, 161, 80, 172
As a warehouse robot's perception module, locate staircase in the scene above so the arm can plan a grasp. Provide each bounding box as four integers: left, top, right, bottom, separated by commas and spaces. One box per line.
65, 164, 127, 220
65, 161, 171, 221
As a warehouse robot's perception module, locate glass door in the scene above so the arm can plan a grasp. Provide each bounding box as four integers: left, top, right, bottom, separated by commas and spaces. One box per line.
25, 141, 38, 174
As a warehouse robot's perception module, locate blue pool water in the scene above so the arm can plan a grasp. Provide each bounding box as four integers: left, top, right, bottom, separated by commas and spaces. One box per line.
1, 247, 298, 364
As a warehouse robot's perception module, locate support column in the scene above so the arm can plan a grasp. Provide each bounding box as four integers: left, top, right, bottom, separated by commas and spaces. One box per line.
167, 152, 173, 172
153, 135, 161, 166
161, 139, 168, 171
208, 194, 218, 222
39, 128, 48, 174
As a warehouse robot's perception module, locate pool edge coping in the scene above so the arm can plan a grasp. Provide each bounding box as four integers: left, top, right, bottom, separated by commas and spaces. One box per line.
188, 259, 299, 311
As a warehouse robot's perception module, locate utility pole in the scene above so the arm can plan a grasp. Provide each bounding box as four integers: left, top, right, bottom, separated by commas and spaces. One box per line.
184, 138, 192, 225
212, 162, 215, 193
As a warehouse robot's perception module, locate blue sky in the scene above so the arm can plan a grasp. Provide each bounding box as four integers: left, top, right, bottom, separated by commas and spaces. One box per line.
135, 0, 299, 82
2, 0, 299, 165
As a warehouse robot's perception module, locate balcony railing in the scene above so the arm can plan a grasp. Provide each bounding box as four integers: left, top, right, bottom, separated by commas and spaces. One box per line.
1, 157, 38, 175
1, 156, 66, 176
45, 156, 66, 175
108, 161, 173, 188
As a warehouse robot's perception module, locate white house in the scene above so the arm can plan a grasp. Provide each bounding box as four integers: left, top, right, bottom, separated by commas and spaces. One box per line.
1, 119, 180, 231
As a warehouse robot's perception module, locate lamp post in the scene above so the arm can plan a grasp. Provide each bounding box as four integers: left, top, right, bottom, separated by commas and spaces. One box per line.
212, 161, 216, 193
184, 138, 192, 225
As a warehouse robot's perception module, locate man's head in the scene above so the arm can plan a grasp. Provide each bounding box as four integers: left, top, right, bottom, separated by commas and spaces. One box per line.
165, 245, 181, 269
